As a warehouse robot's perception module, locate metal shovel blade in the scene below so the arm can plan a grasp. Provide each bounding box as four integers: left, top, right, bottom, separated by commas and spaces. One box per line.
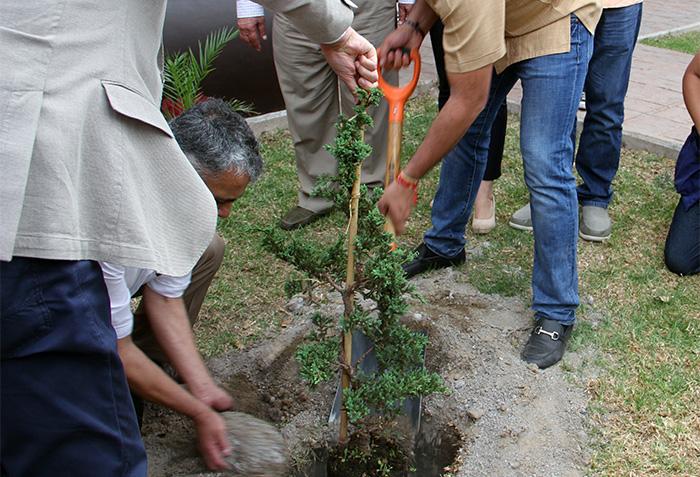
328, 330, 424, 435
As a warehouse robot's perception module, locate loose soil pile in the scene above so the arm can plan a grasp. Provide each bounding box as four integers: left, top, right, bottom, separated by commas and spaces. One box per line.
143, 267, 595, 477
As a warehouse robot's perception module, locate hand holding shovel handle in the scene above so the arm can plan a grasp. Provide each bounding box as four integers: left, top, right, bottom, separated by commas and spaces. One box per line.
378, 48, 421, 239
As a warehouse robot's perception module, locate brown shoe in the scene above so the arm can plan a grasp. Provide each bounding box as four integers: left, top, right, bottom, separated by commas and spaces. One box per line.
279, 206, 331, 230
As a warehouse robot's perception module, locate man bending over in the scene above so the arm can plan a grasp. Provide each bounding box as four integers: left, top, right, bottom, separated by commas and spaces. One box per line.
100, 99, 263, 470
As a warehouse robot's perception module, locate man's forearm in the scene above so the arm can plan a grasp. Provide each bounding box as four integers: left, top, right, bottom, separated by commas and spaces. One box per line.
683, 54, 700, 130
118, 337, 211, 419
404, 65, 492, 179
404, 0, 438, 38
118, 337, 231, 470
142, 288, 217, 397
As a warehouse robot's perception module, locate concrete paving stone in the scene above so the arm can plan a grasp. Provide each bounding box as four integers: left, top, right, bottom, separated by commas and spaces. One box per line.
654, 106, 693, 124
623, 98, 669, 115
625, 115, 677, 139
639, 0, 700, 38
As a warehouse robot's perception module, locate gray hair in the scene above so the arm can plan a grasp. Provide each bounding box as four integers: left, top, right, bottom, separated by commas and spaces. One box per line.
170, 98, 263, 182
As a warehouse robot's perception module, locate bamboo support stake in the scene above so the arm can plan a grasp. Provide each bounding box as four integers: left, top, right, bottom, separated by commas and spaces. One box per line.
339, 143, 364, 444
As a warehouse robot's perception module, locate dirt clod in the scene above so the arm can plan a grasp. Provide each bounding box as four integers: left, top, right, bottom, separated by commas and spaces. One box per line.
221, 412, 288, 476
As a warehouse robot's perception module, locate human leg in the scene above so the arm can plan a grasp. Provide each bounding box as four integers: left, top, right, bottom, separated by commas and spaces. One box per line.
575, 4, 643, 208
408, 71, 516, 271
472, 100, 507, 233
518, 15, 592, 325
483, 100, 507, 183
273, 15, 340, 224
1, 258, 147, 477
516, 15, 593, 368
510, 6, 643, 238
664, 199, 700, 276
432, 23, 506, 235
429, 20, 450, 110
133, 234, 225, 362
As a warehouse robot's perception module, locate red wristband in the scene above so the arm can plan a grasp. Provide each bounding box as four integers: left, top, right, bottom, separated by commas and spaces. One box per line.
396, 171, 419, 205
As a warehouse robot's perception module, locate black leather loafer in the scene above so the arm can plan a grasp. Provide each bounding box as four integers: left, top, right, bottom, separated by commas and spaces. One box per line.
279, 206, 331, 230
402, 242, 466, 279
521, 318, 573, 369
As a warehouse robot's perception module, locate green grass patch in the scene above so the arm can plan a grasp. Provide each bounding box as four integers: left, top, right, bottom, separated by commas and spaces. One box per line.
199, 92, 699, 475
641, 30, 700, 54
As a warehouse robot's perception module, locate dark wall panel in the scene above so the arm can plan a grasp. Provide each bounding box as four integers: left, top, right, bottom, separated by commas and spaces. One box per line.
163, 0, 285, 115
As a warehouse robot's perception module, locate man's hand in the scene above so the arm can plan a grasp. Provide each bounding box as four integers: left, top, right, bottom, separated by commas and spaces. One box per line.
192, 383, 234, 412
194, 408, 233, 471
320, 27, 378, 96
378, 24, 423, 71
377, 180, 416, 235
237, 16, 267, 51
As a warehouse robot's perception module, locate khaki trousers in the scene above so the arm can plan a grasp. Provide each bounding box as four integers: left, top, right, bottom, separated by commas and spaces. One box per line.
132, 234, 225, 362
272, 0, 398, 212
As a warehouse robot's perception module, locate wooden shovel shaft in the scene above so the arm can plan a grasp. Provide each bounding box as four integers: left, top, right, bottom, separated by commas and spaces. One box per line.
383, 121, 403, 237
383, 121, 403, 188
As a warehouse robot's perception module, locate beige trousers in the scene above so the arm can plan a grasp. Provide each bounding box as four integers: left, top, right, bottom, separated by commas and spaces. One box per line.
272, 0, 398, 212
132, 234, 225, 362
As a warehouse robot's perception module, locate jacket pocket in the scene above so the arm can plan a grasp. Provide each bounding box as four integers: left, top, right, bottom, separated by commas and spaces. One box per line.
101, 80, 173, 137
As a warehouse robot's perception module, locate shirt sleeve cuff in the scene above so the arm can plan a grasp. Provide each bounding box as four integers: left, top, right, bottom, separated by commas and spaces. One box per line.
237, 0, 265, 18
112, 307, 134, 339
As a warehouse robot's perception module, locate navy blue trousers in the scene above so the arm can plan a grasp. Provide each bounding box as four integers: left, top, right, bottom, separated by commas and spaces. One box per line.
1, 258, 147, 476
665, 200, 700, 276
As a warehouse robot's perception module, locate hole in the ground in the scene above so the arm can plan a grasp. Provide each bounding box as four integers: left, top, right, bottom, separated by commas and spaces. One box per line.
293, 416, 461, 477
227, 373, 274, 421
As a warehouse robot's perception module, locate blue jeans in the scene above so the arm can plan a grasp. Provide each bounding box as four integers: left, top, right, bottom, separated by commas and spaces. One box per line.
575, 3, 643, 207
1, 258, 147, 477
425, 15, 593, 324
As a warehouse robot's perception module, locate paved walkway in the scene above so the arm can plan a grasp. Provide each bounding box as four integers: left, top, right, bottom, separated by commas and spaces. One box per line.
412, 0, 700, 157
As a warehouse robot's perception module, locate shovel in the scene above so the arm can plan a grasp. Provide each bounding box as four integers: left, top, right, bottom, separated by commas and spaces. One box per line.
380, 47, 422, 209
329, 49, 423, 434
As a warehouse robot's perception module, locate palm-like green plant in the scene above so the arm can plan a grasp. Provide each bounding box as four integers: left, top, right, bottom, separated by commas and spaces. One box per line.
162, 26, 255, 119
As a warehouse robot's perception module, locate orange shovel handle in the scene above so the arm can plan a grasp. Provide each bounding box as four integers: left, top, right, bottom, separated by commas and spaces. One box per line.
378, 48, 422, 124
378, 49, 421, 241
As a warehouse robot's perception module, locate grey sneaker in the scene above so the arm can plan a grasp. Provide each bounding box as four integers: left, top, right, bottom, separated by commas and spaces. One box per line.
508, 203, 533, 231
579, 205, 611, 242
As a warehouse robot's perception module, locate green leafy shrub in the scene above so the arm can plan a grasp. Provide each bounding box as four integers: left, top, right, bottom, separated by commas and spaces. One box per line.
264, 89, 445, 440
